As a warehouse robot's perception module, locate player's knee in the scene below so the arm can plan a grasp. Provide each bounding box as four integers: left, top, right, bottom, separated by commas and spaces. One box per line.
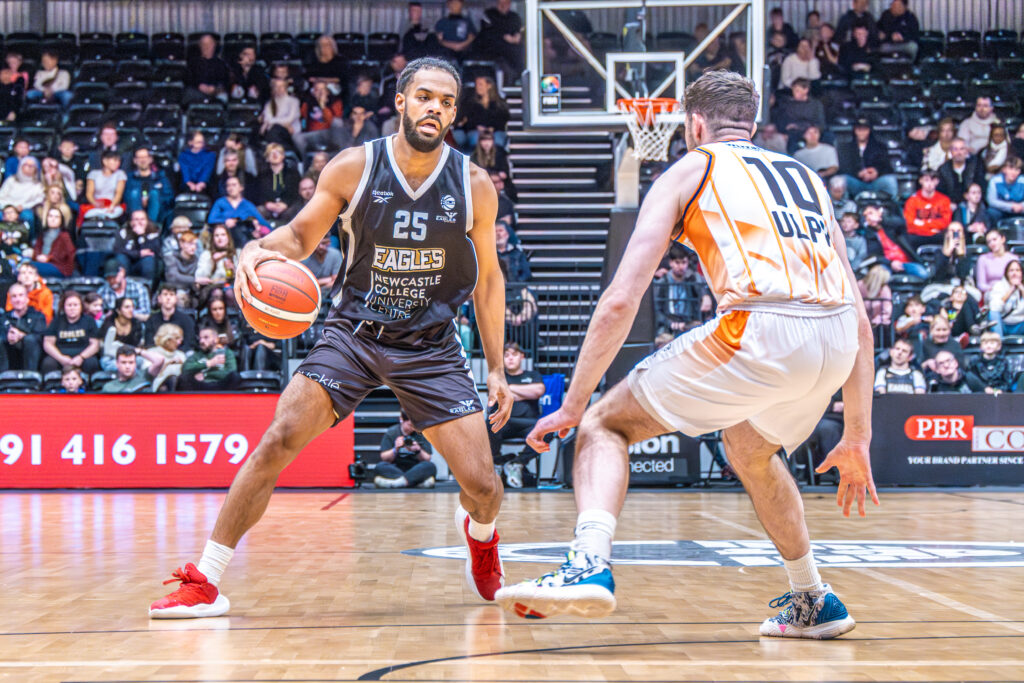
461, 469, 501, 504
577, 410, 626, 449
250, 420, 306, 472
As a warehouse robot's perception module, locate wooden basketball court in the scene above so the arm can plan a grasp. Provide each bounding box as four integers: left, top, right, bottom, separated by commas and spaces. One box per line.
3, 488, 1023, 682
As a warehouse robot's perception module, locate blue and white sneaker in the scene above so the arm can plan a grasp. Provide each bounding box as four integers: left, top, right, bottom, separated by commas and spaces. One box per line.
495, 550, 615, 619
759, 584, 856, 639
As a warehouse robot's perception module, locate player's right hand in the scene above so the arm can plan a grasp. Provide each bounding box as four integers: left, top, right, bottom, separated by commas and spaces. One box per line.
234, 241, 287, 309
526, 406, 583, 453
815, 439, 880, 518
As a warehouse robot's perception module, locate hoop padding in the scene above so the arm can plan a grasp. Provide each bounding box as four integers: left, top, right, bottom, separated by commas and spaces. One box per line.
617, 98, 681, 162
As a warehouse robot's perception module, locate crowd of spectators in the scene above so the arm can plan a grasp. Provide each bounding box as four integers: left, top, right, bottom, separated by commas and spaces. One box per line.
0, 0, 535, 392
653, 0, 1024, 396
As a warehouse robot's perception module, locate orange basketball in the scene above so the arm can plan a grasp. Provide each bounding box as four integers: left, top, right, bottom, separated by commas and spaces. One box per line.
240, 259, 321, 339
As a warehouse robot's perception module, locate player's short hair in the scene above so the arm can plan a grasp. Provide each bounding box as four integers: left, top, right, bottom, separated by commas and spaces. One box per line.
397, 56, 462, 100
683, 70, 759, 135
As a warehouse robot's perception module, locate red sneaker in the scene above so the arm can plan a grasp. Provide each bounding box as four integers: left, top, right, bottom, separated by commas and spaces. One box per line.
455, 507, 504, 601
149, 563, 230, 619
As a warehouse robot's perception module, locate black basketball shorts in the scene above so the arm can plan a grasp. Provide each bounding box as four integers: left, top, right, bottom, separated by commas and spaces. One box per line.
295, 321, 483, 430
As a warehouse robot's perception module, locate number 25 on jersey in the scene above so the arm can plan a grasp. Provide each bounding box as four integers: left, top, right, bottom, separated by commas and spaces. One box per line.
394, 210, 428, 241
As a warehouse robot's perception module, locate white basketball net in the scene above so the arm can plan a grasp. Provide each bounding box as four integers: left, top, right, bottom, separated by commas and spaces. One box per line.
618, 99, 680, 162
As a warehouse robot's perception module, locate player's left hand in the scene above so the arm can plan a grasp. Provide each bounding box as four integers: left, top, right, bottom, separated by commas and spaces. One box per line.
486, 371, 514, 433
526, 405, 583, 453
815, 439, 880, 518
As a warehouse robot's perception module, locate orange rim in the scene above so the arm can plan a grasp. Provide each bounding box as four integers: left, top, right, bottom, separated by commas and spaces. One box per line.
617, 97, 680, 126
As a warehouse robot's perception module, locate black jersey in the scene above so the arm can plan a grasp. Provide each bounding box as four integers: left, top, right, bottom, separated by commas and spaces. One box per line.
327, 136, 477, 345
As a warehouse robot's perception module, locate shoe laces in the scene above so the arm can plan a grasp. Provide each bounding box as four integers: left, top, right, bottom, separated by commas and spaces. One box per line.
768, 592, 792, 609
162, 566, 208, 599
470, 532, 501, 576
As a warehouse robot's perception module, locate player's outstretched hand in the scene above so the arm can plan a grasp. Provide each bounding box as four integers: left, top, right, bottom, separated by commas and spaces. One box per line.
487, 370, 514, 433
815, 439, 880, 518
234, 241, 288, 309
526, 406, 583, 453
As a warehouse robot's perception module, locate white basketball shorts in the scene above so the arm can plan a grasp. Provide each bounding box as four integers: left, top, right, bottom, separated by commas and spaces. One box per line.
627, 306, 859, 454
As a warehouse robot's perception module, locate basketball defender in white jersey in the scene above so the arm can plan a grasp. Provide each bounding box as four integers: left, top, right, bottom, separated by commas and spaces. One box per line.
496, 71, 879, 639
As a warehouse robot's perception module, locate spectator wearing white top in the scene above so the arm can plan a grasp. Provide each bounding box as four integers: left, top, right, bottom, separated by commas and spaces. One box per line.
793, 125, 839, 178
82, 150, 127, 221
780, 39, 821, 89
26, 50, 71, 109
957, 97, 1000, 155
260, 78, 301, 151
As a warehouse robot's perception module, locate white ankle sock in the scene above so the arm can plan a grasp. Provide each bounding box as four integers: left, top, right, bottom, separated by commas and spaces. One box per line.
467, 516, 495, 542
783, 550, 824, 593
569, 509, 617, 561
196, 540, 234, 586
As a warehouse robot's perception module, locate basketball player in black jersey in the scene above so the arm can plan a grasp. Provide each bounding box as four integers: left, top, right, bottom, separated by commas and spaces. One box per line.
150, 58, 514, 618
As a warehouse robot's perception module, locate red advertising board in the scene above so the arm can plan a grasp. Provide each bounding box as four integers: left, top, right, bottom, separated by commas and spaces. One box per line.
0, 394, 353, 488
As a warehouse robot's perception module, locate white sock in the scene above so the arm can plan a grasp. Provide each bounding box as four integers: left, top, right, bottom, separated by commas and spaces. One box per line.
468, 517, 495, 542
569, 509, 617, 561
196, 540, 234, 586
783, 549, 824, 593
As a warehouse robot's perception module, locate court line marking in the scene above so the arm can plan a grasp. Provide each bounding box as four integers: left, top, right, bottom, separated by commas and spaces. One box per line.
321, 493, 350, 510
857, 568, 1024, 634
9, 619, 1021, 638
694, 511, 766, 538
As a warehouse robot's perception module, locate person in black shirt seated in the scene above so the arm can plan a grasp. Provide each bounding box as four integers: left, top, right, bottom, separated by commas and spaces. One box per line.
928, 350, 984, 393
489, 342, 547, 488
454, 76, 510, 151
144, 284, 196, 352
229, 46, 269, 103
401, 2, 441, 60
476, 0, 525, 75
255, 143, 301, 223
374, 412, 438, 489
472, 131, 514, 200
186, 34, 230, 105
305, 35, 348, 96
495, 220, 530, 283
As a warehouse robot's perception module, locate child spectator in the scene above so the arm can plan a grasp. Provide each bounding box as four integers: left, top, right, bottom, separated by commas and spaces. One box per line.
986, 156, 1024, 221
942, 285, 981, 338
41, 289, 100, 375
987, 260, 1024, 337
31, 206, 75, 279
0, 204, 31, 262
7, 262, 53, 324
98, 296, 146, 372
839, 212, 866, 271
967, 331, 1014, 395
60, 365, 86, 393
179, 325, 240, 391
115, 210, 161, 282
874, 338, 925, 394
894, 294, 931, 345
164, 231, 200, 304
125, 147, 173, 223
178, 131, 217, 195
982, 125, 1010, 178
82, 292, 105, 326
953, 183, 991, 243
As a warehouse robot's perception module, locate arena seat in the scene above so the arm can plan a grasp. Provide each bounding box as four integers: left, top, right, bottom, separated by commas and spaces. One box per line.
0, 370, 43, 393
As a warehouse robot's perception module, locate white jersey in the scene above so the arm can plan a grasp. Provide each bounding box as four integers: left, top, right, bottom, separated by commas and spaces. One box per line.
674, 138, 855, 313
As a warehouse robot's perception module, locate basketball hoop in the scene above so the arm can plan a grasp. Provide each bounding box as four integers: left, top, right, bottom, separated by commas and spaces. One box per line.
617, 97, 681, 162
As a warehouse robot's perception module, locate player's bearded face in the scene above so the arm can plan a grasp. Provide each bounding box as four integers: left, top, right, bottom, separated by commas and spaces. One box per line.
401, 109, 448, 153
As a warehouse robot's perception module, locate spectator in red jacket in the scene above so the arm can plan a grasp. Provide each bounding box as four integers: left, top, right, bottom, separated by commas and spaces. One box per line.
903, 170, 952, 251
30, 206, 75, 278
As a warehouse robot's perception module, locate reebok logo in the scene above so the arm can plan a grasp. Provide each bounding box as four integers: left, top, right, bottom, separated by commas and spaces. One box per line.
372, 189, 393, 204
